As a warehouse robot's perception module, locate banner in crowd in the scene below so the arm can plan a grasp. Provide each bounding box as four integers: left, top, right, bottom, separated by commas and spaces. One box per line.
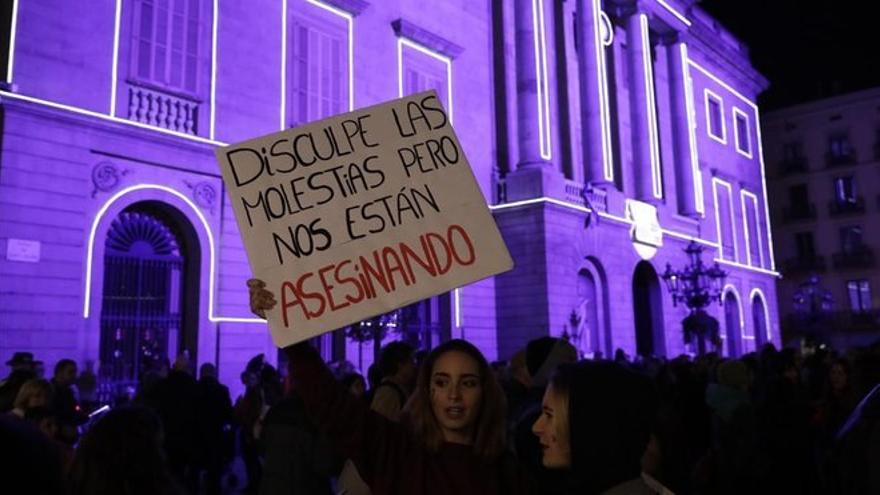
216, 91, 513, 347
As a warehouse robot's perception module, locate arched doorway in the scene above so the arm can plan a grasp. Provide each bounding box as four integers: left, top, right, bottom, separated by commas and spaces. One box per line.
752, 291, 770, 347
723, 290, 742, 357
99, 203, 200, 389
573, 269, 599, 357
632, 261, 665, 357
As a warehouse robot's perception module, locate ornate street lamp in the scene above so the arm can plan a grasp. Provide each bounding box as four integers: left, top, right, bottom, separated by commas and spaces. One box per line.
661, 241, 728, 354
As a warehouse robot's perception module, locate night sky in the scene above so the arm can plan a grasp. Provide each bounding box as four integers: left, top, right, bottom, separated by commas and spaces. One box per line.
700, 0, 878, 110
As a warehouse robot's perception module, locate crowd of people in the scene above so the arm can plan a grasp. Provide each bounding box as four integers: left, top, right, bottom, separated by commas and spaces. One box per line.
0, 280, 878, 494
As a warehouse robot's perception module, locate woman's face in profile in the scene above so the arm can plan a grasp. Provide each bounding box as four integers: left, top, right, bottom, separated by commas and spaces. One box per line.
429, 350, 483, 443
532, 384, 571, 469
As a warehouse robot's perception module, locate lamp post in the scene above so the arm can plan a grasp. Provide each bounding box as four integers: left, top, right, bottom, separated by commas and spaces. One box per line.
661, 241, 728, 355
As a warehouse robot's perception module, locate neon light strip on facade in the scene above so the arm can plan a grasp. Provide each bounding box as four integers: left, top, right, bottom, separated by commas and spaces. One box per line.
739, 189, 752, 267
742, 189, 765, 267
711, 177, 738, 262
282, 0, 355, 130
680, 44, 704, 214
0, 90, 226, 146
690, 60, 776, 271
532, 0, 552, 160
397, 38, 454, 124
83, 184, 261, 324
7, 0, 18, 83
703, 88, 726, 144
655, 0, 692, 26
593, 0, 614, 181
639, 14, 662, 198
209, 0, 218, 140
110, 0, 122, 116
749, 288, 773, 341
732, 106, 753, 159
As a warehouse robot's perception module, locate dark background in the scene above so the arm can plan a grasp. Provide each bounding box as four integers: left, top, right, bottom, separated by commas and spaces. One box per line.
700, 0, 878, 110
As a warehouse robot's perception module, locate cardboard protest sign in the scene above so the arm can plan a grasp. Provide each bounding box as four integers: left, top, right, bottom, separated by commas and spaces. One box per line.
216, 90, 513, 347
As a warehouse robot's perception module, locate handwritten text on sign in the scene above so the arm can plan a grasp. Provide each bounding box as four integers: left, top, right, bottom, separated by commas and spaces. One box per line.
216, 91, 513, 347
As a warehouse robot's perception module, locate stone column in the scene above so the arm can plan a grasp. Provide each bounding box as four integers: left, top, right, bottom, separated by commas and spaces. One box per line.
507, 0, 563, 201
626, 12, 660, 202
576, 0, 612, 185
667, 36, 701, 217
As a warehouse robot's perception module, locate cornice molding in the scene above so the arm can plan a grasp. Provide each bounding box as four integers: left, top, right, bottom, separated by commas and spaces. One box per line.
392, 19, 464, 59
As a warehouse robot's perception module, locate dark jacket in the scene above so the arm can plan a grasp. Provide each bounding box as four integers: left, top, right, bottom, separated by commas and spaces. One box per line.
259, 393, 339, 495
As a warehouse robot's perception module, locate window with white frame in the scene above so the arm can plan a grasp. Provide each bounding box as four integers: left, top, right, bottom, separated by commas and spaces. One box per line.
705, 90, 725, 142
733, 108, 752, 157
742, 192, 762, 267
847, 279, 872, 313
132, 0, 202, 94
289, 11, 348, 127
400, 42, 450, 113
714, 180, 736, 260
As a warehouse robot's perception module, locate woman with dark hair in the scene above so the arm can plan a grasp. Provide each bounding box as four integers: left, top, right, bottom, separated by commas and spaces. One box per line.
248, 280, 527, 495
532, 360, 667, 494
68, 406, 184, 495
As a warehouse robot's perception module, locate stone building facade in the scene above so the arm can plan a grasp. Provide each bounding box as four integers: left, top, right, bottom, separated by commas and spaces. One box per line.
0, 0, 779, 395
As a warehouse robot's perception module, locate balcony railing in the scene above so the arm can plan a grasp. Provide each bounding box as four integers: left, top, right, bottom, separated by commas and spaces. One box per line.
127, 81, 200, 135
782, 203, 817, 223
832, 247, 875, 270
779, 157, 808, 176
781, 255, 826, 275
826, 150, 857, 167
828, 197, 866, 216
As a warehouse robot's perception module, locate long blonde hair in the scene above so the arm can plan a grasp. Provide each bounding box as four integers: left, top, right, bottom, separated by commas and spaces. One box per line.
13, 378, 52, 410
401, 339, 507, 461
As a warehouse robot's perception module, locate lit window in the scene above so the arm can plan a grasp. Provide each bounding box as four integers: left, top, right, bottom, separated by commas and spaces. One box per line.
714, 181, 735, 260
401, 44, 449, 111
834, 176, 857, 203
847, 279, 872, 313
132, 0, 202, 93
289, 12, 348, 126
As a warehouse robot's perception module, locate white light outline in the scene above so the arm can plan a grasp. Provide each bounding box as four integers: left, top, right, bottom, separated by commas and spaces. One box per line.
489, 195, 778, 276
712, 177, 738, 262
282, 0, 355, 131
722, 284, 747, 341
209, 0, 218, 140
655, 0, 692, 27
396, 38, 454, 124
742, 189, 765, 267
110, 0, 122, 116
680, 43, 704, 215
749, 288, 773, 342
703, 88, 726, 144
83, 184, 263, 324
1, 90, 226, 146
532, 0, 552, 160
690, 59, 776, 270
6, 0, 19, 83
639, 14, 662, 198
732, 106, 753, 158
598, 11, 614, 47
593, 1, 614, 181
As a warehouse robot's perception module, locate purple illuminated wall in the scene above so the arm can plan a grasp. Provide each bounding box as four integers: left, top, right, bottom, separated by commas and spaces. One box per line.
0, 0, 780, 398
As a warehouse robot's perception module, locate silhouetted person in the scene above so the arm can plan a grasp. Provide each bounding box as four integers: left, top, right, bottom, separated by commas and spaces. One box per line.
51, 359, 85, 445
0, 352, 37, 413
68, 406, 184, 495
195, 363, 234, 495
0, 412, 65, 495
144, 354, 199, 493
